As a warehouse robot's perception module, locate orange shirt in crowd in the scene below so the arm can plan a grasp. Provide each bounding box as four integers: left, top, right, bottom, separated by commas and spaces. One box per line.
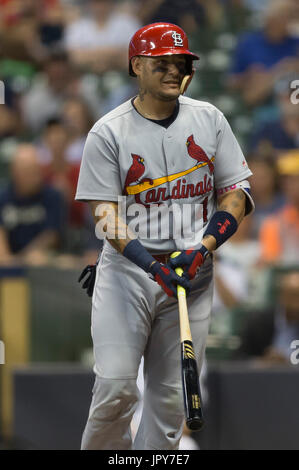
259, 205, 299, 263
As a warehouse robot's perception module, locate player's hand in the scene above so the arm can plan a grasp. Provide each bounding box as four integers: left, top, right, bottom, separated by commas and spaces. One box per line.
168, 245, 210, 280
148, 261, 191, 298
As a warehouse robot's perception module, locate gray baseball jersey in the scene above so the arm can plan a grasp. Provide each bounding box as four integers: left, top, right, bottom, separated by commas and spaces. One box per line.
75, 95, 252, 251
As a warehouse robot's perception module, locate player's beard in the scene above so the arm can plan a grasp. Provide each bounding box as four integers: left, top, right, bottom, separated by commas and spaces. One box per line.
147, 83, 181, 102
156, 89, 181, 101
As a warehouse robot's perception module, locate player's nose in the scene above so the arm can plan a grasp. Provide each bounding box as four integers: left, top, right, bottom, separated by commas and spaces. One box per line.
166, 62, 181, 76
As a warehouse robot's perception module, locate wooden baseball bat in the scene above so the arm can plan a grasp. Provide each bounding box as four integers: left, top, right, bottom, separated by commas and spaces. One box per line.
171, 251, 204, 431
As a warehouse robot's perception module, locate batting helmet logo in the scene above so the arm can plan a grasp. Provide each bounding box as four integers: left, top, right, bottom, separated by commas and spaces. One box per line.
171, 32, 183, 47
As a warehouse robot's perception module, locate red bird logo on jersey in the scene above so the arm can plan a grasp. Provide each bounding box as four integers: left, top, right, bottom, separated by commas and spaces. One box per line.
123, 154, 153, 195
186, 135, 214, 175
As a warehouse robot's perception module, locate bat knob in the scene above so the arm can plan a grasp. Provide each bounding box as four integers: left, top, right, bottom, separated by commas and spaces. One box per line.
186, 417, 205, 432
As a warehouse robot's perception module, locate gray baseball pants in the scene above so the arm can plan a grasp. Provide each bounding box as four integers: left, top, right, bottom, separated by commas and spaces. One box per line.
81, 243, 213, 450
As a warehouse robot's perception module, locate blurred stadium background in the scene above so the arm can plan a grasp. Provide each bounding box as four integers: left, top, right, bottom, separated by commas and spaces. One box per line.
0, 0, 299, 450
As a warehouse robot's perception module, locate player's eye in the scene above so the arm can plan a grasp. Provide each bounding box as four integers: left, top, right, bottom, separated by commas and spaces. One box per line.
177, 62, 186, 73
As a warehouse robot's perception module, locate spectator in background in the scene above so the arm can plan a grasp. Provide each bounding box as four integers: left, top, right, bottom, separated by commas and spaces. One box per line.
0, 105, 21, 182
0, 0, 42, 63
248, 154, 285, 238
62, 97, 93, 164
237, 267, 299, 363
0, 104, 20, 139
21, 50, 75, 133
213, 214, 262, 315
136, 0, 206, 34
37, 117, 70, 166
0, 0, 67, 62
0, 143, 65, 265
21, 50, 98, 134
210, 214, 267, 350
64, 0, 141, 74
250, 102, 299, 154
37, 118, 84, 228
259, 150, 299, 264
229, 0, 299, 109
243, 0, 270, 14
38, 0, 65, 50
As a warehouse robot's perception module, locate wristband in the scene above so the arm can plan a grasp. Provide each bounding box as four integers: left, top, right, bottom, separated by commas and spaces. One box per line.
123, 239, 155, 272
203, 211, 238, 249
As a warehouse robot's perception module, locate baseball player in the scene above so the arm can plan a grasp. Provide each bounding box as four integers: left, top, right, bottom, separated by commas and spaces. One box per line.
76, 22, 254, 450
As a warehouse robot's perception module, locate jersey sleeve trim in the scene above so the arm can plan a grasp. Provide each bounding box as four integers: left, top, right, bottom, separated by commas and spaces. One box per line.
216, 179, 255, 216
214, 169, 252, 190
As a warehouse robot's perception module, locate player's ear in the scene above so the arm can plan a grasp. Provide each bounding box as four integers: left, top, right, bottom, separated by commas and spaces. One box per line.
131, 56, 143, 77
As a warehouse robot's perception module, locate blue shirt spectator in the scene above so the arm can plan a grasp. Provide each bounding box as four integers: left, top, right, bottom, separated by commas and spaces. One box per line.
0, 144, 65, 264
250, 102, 299, 152
231, 31, 299, 75
228, 0, 299, 111
0, 183, 64, 254
250, 121, 298, 152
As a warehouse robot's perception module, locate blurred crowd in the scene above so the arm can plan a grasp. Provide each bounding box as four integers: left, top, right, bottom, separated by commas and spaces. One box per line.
0, 0, 299, 360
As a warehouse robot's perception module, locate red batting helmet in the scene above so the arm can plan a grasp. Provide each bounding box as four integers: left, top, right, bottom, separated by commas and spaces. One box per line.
129, 22, 199, 77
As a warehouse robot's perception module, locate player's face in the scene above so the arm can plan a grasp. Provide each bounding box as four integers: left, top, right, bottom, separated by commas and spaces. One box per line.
138, 55, 187, 101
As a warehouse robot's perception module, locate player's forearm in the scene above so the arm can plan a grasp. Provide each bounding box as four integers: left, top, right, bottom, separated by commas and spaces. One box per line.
201, 234, 217, 252
89, 201, 134, 253
104, 204, 132, 253
217, 189, 246, 223
201, 189, 246, 252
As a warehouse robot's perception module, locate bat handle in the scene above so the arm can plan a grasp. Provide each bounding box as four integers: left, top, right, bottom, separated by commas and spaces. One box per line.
171, 252, 192, 342
175, 266, 186, 298
171, 251, 185, 292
